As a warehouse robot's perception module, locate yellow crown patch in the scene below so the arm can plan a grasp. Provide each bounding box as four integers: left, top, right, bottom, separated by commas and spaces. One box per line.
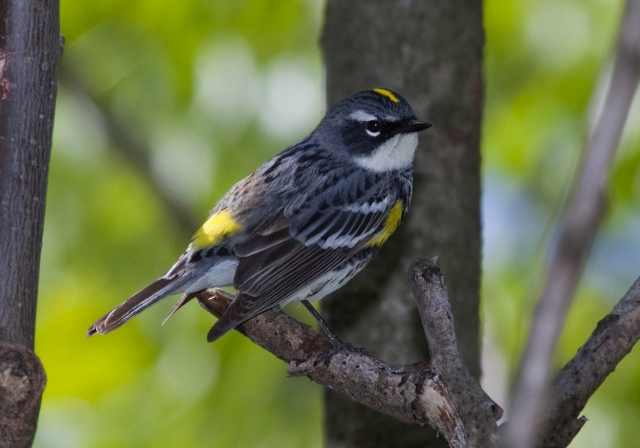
373, 88, 400, 103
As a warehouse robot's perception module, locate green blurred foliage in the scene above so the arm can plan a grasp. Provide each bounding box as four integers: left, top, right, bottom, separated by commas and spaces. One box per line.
38, 1, 323, 447
483, 0, 640, 446
35, 0, 639, 446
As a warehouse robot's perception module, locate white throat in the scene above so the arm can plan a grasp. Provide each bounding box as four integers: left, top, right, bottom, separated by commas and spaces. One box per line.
354, 133, 418, 172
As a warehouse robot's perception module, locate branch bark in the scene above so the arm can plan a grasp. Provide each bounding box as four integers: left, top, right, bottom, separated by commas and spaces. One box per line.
193, 257, 501, 448
0, 344, 47, 448
183, 254, 640, 448
542, 275, 640, 447
0, 0, 61, 445
411, 258, 502, 447
505, 0, 640, 446
195, 289, 464, 439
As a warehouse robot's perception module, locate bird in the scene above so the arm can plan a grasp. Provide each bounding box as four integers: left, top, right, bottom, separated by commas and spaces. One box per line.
87, 88, 431, 344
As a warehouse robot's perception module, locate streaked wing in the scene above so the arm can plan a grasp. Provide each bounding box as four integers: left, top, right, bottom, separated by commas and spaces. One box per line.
289, 203, 388, 249
289, 172, 393, 249
206, 197, 393, 342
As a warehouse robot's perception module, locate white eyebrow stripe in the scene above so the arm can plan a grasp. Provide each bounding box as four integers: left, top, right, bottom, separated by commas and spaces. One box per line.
349, 110, 377, 122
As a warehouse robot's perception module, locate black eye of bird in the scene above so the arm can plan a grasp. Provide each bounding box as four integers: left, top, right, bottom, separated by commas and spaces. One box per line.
365, 120, 381, 136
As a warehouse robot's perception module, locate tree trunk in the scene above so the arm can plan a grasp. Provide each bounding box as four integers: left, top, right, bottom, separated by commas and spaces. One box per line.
321, 1, 484, 446
0, 0, 61, 445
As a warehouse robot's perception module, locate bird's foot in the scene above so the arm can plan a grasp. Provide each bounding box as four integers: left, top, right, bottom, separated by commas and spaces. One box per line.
288, 334, 370, 377
323, 333, 369, 356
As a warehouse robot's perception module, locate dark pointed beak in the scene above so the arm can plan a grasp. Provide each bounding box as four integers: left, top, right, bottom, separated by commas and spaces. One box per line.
396, 120, 432, 134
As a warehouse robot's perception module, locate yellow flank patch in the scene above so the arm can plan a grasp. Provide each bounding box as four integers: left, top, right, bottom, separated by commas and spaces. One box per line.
373, 88, 400, 103
190, 210, 242, 250
366, 200, 403, 247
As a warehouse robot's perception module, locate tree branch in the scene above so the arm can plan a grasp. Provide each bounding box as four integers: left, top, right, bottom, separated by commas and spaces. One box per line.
542, 275, 640, 447
195, 289, 465, 444
505, 0, 640, 446
173, 253, 640, 448
411, 258, 502, 447
0, 0, 60, 445
192, 257, 502, 448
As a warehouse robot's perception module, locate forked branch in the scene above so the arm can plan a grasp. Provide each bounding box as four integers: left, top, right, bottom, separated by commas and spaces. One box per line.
194, 257, 501, 448
193, 257, 640, 447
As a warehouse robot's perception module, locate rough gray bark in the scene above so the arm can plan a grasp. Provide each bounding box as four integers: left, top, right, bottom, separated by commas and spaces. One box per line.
194, 257, 503, 448
192, 264, 640, 448
0, 0, 61, 445
0, 344, 46, 448
194, 288, 469, 440
541, 275, 640, 447
410, 259, 501, 447
321, 1, 484, 446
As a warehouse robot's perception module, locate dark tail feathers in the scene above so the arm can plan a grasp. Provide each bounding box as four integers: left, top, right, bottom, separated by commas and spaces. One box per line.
87, 276, 187, 337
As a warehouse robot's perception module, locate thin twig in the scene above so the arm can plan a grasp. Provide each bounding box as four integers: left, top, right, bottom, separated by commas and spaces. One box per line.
505, 1, 640, 446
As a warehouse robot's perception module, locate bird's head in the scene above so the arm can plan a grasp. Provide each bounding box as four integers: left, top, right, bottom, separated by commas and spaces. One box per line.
316, 88, 431, 171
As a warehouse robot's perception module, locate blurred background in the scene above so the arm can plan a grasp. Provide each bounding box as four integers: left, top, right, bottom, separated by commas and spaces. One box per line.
35, 0, 639, 446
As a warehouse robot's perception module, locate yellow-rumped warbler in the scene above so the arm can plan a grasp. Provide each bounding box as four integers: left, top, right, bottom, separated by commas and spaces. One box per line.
87, 88, 430, 343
